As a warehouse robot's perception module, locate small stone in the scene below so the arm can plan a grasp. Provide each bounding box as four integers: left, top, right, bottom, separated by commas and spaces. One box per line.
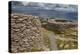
13, 15, 18, 18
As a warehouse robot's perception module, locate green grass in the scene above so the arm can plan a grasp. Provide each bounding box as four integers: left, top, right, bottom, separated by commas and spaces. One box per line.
56, 39, 78, 50
30, 48, 44, 52
41, 23, 78, 50
40, 28, 51, 49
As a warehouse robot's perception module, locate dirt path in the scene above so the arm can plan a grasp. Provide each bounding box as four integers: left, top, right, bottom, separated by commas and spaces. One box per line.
48, 33, 58, 50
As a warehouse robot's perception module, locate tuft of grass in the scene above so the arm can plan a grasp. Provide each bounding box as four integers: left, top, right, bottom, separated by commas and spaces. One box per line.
56, 39, 78, 50
40, 28, 51, 49
30, 48, 44, 52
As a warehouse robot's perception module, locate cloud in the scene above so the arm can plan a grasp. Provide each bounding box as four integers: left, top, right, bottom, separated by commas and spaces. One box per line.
21, 2, 30, 6
54, 6, 77, 12
14, 1, 77, 12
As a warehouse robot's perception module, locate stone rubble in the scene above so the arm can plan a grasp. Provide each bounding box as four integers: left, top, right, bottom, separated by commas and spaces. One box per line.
11, 13, 45, 53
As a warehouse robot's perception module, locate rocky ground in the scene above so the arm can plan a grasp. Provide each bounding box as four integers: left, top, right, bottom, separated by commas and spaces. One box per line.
10, 13, 78, 53
11, 13, 49, 53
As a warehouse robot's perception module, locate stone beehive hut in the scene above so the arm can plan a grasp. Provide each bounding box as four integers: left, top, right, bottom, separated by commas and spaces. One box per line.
10, 13, 45, 53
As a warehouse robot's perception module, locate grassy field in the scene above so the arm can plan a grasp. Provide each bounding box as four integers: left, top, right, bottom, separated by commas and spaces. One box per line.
41, 23, 78, 50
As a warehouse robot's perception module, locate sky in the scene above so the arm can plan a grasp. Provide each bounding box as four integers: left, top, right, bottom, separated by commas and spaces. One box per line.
12, 1, 78, 12
22, 2, 78, 12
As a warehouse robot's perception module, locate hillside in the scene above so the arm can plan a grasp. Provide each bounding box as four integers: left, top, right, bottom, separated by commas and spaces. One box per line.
10, 13, 78, 52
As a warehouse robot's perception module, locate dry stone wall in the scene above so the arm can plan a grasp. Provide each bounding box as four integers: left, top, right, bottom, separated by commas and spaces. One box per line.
11, 13, 45, 52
